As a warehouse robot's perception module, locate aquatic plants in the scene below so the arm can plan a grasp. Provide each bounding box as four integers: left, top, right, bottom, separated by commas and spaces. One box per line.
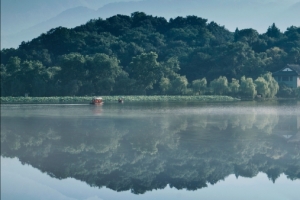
0, 95, 239, 104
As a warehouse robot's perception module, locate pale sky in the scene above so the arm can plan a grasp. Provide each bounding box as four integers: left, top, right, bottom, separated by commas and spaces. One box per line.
1, 0, 299, 48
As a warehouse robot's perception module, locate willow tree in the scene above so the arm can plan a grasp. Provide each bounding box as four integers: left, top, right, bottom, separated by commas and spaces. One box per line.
159, 77, 171, 94
192, 78, 207, 95
229, 78, 240, 96
254, 77, 269, 97
240, 76, 257, 99
254, 73, 279, 98
263, 72, 279, 98
210, 76, 228, 95
169, 75, 188, 95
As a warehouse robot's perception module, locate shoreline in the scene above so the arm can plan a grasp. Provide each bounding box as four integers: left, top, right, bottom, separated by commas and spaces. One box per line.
0, 95, 240, 104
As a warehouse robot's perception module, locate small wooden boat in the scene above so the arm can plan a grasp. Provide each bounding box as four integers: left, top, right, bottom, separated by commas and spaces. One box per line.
90, 97, 103, 105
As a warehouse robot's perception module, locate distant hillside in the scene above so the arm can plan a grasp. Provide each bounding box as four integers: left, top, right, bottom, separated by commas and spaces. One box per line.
1, 0, 127, 35
2, 0, 86, 35
96, 0, 300, 32
2, 7, 98, 49
1, 0, 137, 48
273, 1, 300, 31
2, 0, 300, 49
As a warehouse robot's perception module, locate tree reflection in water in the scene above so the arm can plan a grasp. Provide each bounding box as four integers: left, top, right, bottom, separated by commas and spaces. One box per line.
1, 102, 300, 194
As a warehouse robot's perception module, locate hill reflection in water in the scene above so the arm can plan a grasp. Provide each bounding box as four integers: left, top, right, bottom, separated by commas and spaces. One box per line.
1, 102, 300, 194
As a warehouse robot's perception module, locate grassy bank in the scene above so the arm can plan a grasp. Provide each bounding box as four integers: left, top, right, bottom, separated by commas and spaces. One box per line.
0, 95, 240, 104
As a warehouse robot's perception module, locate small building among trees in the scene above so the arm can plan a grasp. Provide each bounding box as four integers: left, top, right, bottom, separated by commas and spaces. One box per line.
272, 64, 300, 88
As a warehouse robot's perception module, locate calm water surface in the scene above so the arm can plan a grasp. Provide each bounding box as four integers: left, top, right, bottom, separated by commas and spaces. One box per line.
1, 101, 300, 200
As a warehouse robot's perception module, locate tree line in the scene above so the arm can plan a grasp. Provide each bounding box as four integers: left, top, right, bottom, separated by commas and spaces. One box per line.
1, 12, 300, 97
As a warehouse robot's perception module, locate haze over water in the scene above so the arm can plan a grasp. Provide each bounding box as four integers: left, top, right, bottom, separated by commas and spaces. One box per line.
1, 101, 300, 199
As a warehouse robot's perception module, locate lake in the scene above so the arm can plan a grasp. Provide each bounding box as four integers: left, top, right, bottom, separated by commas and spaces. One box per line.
1, 101, 300, 200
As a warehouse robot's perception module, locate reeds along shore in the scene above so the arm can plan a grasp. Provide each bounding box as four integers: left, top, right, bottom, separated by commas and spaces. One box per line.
0, 95, 240, 104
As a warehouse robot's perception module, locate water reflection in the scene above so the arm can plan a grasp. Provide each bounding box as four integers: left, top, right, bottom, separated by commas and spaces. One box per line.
1, 102, 300, 194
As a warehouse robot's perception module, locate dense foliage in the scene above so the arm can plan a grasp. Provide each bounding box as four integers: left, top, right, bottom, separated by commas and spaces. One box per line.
1, 12, 299, 97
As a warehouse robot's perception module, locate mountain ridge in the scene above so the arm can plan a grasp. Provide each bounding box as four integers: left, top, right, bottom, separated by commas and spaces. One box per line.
1, 0, 300, 49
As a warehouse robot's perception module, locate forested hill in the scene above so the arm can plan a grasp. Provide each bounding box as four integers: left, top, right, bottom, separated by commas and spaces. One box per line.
1, 12, 300, 97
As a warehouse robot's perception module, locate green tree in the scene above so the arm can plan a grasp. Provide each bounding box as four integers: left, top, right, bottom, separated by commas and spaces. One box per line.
31, 77, 47, 97
79, 81, 95, 96
45, 66, 62, 96
266, 23, 281, 38
229, 78, 240, 96
277, 83, 294, 98
295, 87, 300, 98
9, 60, 49, 96
59, 53, 86, 84
86, 53, 122, 95
159, 77, 171, 94
287, 48, 300, 64
240, 76, 257, 99
265, 47, 287, 72
192, 78, 207, 95
262, 72, 279, 98
255, 72, 279, 98
169, 75, 188, 95
6, 56, 21, 75
235, 28, 259, 44
63, 80, 82, 96
206, 42, 257, 80
210, 76, 228, 95
161, 57, 181, 78
0, 64, 7, 96
10, 78, 25, 96
46, 66, 61, 80
87, 53, 122, 81
129, 52, 162, 93
255, 77, 269, 97
113, 71, 136, 95
159, 57, 187, 95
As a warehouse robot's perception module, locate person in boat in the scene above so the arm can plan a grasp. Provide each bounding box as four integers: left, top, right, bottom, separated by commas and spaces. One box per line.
91, 97, 103, 104
118, 98, 123, 103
